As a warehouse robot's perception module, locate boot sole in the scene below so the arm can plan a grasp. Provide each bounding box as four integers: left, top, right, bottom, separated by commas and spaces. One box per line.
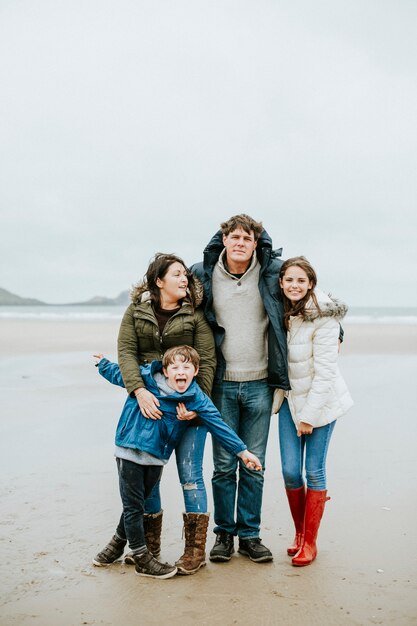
238, 548, 273, 563
209, 553, 233, 562
176, 561, 206, 575
92, 558, 122, 567
135, 567, 177, 579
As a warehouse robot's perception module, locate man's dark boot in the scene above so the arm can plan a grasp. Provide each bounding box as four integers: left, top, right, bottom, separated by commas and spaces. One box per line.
238, 538, 273, 563
209, 531, 235, 562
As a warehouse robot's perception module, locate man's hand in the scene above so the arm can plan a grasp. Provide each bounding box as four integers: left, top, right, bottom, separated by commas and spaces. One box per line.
240, 450, 262, 471
93, 353, 104, 364
134, 388, 162, 420
176, 403, 198, 421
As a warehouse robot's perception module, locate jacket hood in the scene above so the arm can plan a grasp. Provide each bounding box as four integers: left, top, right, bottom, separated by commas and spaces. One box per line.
130, 276, 204, 308
303, 290, 348, 322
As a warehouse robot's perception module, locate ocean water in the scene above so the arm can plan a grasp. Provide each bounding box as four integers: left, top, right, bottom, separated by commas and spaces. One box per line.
345, 306, 417, 325
0, 304, 417, 324
0, 305, 126, 321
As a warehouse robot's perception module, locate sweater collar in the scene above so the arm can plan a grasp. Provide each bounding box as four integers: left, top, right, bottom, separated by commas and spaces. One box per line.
217, 249, 259, 279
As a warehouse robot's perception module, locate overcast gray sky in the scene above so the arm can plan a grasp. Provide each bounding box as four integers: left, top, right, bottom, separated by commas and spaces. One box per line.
1, 0, 416, 306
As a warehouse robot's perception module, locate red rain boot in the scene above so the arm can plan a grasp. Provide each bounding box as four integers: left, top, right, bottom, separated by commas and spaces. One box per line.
292, 489, 329, 567
285, 486, 306, 556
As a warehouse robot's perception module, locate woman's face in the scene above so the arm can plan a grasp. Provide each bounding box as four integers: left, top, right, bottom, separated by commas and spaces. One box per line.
156, 262, 188, 307
280, 265, 312, 303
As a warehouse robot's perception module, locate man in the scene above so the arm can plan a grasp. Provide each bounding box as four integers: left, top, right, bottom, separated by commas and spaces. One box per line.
191, 214, 289, 563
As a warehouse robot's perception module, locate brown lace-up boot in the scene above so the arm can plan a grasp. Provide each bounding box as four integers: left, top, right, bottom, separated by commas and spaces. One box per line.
125, 510, 163, 564
176, 512, 210, 575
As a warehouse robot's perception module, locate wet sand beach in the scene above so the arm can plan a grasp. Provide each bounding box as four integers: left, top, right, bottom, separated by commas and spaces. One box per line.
1, 319, 416, 625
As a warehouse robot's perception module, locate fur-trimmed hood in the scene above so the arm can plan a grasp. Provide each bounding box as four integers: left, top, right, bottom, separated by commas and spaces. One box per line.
303, 289, 348, 322
129, 275, 204, 309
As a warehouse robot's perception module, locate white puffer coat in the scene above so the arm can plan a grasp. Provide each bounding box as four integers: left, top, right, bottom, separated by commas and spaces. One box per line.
275, 289, 353, 428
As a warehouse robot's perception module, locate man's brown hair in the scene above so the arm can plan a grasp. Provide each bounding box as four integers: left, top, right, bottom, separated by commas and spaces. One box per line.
162, 345, 200, 370
220, 214, 263, 241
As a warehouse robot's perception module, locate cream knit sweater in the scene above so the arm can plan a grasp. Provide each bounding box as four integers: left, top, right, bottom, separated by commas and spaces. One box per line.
212, 251, 268, 382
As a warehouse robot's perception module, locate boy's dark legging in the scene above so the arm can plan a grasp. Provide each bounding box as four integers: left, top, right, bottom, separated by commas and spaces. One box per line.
115, 458, 162, 551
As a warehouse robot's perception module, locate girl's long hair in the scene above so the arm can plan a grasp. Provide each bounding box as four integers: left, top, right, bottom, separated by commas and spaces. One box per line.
279, 256, 321, 330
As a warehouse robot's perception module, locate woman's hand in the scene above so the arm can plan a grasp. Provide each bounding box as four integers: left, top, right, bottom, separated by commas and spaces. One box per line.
240, 451, 262, 471
176, 403, 198, 421
297, 421, 314, 437
134, 388, 162, 420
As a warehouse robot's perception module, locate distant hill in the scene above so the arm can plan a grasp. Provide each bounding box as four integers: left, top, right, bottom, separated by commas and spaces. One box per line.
0, 287, 130, 306
0, 287, 46, 305
70, 291, 130, 306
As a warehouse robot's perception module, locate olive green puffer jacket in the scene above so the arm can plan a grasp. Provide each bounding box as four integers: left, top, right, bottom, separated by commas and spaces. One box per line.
117, 290, 216, 397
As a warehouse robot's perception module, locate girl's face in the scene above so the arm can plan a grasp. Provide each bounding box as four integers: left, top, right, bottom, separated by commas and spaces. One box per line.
280, 265, 312, 303
156, 262, 188, 307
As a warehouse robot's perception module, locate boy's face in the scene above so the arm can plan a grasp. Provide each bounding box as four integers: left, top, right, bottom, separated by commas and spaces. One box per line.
163, 356, 199, 393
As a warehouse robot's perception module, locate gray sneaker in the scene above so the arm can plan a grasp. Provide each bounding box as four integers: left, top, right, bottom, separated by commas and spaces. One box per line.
134, 550, 177, 579
125, 545, 160, 564
92, 534, 126, 567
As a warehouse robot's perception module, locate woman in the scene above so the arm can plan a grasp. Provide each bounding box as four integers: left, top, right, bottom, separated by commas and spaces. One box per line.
95, 253, 216, 575
273, 256, 353, 566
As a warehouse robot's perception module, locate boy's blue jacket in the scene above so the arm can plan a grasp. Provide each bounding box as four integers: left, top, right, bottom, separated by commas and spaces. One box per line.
97, 358, 247, 460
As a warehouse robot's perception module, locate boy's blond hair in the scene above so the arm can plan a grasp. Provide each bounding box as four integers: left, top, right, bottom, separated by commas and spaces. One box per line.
162, 345, 200, 370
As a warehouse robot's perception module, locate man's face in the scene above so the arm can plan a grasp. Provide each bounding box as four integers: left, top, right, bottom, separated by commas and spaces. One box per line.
222, 228, 257, 268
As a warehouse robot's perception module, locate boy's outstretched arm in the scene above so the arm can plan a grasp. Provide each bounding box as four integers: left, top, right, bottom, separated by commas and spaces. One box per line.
190, 391, 263, 469
93, 355, 126, 388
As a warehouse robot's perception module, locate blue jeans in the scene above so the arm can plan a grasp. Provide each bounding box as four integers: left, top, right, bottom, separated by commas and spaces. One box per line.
211, 379, 273, 539
144, 424, 208, 514
115, 458, 162, 550
278, 398, 335, 491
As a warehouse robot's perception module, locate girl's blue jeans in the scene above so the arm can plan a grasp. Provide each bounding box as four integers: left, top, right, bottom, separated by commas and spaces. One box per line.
278, 398, 335, 491
144, 424, 208, 514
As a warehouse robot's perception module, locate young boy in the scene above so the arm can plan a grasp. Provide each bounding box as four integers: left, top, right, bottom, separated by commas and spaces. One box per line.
93, 345, 262, 579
